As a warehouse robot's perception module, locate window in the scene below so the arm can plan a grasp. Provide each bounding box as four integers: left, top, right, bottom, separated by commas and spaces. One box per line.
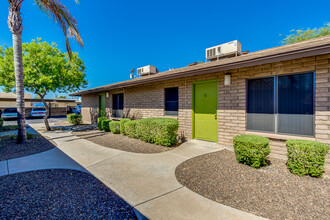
165, 87, 178, 116
112, 93, 124, 118
247, 72, 314, 136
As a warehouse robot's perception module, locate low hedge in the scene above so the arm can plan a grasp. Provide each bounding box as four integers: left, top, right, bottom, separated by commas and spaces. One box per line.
67, 113, 82, 125
120, 118, 131, 134
286, 139, 330, 177
97, 117, 107, 130
109, 121, 120, 134
124, 120, 137, 138
135, 118, 179, 146
233, 134, 270, 168
0, 118, 3, 128
102, 119, 112, 132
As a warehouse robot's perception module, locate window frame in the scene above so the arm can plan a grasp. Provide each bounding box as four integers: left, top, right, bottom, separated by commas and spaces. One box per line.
246, 71, 315, 137
112, 93, 124, 118
164, 87, 179, 116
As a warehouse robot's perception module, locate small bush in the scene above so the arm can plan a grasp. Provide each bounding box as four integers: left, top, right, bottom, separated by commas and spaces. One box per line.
109, 121, 120, 134
0, 125, 18, 131
233, 134, 270, 168
136, 118, 179, 146
101, 119, 112, 132
124, 120, 137, 138
286, 139, 330, 177
67, 113, 82, 125
120, 118, 131, 134
0, 118, 4, 128
97, 117, 107, 130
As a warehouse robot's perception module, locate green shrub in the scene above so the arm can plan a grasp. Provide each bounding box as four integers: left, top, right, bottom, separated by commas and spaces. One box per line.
99, 109, 105, 117
67, 113, 82, 125
0, 118, 4, 128
109, 121, 120, 134
120, 118, 131, 134
124, 120, 137, 138
233, 134, 270, 168
27, 132, 34, 139
102, 120, 112, 132
97, 117, 107, 130
286, 139, 330, 177
136, 118, 179, 146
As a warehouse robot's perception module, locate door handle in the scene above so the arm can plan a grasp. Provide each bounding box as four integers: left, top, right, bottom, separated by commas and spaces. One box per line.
215, 108, 217, 119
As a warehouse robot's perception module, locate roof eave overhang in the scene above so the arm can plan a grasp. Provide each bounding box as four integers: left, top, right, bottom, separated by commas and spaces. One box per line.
71, 44, 330, 96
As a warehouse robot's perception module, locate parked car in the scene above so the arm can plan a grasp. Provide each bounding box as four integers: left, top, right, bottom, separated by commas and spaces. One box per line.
1, 108, 18, 120
72, 105, 81, 115
29, 107, 47, 118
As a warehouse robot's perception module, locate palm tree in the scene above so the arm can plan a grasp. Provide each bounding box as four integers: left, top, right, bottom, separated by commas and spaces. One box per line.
7, 0, 83, 143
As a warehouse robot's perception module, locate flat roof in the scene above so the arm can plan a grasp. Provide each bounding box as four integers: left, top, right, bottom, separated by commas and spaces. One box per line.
0, 97, 80, 103
70, 36, 330, 96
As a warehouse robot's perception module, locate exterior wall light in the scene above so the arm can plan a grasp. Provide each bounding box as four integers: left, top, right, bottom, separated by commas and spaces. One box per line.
224, 73, 231, 86
106, 92, 109, 98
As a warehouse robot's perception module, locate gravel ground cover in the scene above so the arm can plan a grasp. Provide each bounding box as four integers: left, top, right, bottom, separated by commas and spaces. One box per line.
72, 129, 177, 153
0, 135, 56, 161
175, 149, 330, 220
0, 169, 137, 219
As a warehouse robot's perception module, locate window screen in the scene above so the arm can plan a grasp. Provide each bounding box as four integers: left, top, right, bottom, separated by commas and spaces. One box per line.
113, 93, 123, 110
278, 73, 314, 114
247, 77, 274, 114
112, 93, 124, 118
165, 87, 178, 116
247, 77, 275, 132
277, 73, 314, 136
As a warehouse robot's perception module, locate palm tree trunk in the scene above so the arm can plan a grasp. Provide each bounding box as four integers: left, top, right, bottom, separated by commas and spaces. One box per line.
8, 1, 27, 143
12, 33, 27, 142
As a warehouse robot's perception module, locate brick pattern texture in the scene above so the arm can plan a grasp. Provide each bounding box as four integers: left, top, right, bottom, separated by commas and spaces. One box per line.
81, 55, 330, 165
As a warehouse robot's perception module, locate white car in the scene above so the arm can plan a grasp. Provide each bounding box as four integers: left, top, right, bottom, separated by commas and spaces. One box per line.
29, 107, 47, 118
1, 108, 18, 120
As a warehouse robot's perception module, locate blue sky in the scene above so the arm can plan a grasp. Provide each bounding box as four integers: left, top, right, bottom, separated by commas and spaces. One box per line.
0, 0, 329, 98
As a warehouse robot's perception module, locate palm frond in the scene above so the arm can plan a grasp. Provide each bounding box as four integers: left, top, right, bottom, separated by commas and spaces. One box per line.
33, 0, 83, 60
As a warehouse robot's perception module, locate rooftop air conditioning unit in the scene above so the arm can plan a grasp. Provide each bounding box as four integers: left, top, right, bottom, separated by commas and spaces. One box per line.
206, 40, 242, 61
137, 65, 158, 76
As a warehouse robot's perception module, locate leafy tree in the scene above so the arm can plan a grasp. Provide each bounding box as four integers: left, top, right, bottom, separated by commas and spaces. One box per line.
0, 39, 87, 131
281, 23, 330, 44
7, 0, 83, 143
55, 95, 67, 99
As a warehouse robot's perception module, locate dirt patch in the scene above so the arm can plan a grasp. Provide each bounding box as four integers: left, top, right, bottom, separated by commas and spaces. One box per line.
72, 129, 177, 154
0, 135, 56, 161
0, 169, 137, 219
175, 150, 330, 220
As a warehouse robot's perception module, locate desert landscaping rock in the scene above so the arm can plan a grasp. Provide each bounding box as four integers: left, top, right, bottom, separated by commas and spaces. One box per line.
72, 129, 177, 153
175, 150, 330, 220
0, 135, 56, 161
0, 169, 137, 219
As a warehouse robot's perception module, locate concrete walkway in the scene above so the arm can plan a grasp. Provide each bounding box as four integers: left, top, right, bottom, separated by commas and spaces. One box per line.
2, 121, 266, 220
0, 148, 88, 176
26, 123, 265, 220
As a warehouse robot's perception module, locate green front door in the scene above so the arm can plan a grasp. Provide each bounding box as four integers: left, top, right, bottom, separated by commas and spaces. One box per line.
193, 80, 218, 142
99, 94, 105, 116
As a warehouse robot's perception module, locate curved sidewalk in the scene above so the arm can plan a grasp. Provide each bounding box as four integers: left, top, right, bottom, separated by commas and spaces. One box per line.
4, 122, 266, 220
35, 126, 266, 220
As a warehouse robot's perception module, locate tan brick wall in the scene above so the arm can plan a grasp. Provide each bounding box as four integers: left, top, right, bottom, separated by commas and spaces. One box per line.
81, 54, 330, 164
81, 93, 99, 124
